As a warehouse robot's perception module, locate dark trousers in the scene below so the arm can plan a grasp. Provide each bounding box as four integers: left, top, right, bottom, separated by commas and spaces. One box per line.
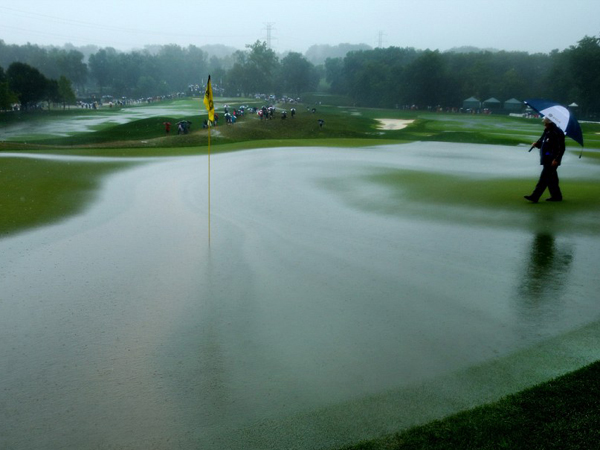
531, 165, 562, 201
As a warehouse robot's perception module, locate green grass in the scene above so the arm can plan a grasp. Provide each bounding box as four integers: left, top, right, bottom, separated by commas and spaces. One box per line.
38, 114, 209, 146
3, 101, 599, 151
383, 171, 600, 210
318, 167, 600, 239
0, 157, 140, 237
339, 360, 600, 450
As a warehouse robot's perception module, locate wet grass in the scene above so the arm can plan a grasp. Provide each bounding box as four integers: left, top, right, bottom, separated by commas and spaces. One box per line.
318, 167, 600, 249
356, 170, 600, 235
0, 157, 139, 238
3, 99, 599, 152
38, 115, 208, 146
339, 360, 600, 450
24, 106, 394, 148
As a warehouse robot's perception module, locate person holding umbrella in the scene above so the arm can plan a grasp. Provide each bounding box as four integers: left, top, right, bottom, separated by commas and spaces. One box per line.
524, 116, 566, 203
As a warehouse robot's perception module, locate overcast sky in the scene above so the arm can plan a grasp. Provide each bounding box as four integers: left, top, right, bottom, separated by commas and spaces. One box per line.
1, 0, 598, 54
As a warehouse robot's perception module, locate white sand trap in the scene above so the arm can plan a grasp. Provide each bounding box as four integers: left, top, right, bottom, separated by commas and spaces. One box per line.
376, 118, 414, 130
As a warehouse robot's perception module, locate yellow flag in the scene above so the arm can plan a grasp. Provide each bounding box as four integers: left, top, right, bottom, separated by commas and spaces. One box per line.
203, 75, 214, 122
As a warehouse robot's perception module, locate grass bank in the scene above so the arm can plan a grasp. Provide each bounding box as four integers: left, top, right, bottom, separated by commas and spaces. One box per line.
358, 169, 600, 235
0, 157, 140, 238
2, 99, 599, 152
339, 360, 600, 450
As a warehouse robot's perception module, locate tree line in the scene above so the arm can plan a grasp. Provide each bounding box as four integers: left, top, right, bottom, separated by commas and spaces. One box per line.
1, 62, 76, 110
1, 35, 599, 117
326, 36, 600, 118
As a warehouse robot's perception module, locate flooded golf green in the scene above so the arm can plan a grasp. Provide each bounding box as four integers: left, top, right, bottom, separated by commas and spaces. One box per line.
1, 143, 599, 449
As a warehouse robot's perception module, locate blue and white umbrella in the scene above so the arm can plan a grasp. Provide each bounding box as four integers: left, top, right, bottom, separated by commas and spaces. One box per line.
524, 99, 584, 147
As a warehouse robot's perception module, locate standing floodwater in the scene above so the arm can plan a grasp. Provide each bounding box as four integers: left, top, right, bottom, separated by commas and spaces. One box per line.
1, 144, 599, 449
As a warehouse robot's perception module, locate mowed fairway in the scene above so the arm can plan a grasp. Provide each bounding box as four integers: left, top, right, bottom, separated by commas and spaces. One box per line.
1, 100, 600, 449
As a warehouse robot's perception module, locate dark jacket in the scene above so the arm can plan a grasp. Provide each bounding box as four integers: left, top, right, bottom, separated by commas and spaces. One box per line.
534, 123, 566, 166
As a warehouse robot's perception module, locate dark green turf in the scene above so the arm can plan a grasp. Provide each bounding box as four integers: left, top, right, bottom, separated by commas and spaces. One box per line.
339, 360, 600, 450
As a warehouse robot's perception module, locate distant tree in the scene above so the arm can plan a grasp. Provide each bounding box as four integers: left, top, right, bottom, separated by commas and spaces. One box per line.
445, 46, 499, 54
184, 45, 208, 89
497, 68, 527, 101
404, 50, 448, 107
200, 44, 238, 61
6, 62, 50, 109
341, 47, 418, 107
113, 52, 145, 96
16, 43, 51, 76
135, 75, 158, 98
208, 55, 223, 74
279, 52, 318, 97
566, 35, 600, 117
0, 42, 88, 97
0, 81, 17, 110
225, 59, 249, 96
0, 66, 18, 110
0, 40, 18, 71
4, 35, 597, 115
463, 52, 495, 101
225, 41, 280, 96
156, 45, 188, 92
491, 51, 550, 100
154, 45, 207, 94
545, 49, 578, 106
324, 57, 346, 94
57, 75, 77, 107
246, 40, 279, 94
135, 72, 171, 98
88, 48, 118, 94
56, 49, 88, 92
208, 64, 227, 93
45, 79, 60, 106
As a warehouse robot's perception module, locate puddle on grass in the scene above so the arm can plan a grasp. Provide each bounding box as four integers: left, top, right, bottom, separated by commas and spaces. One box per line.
0, 102, 204, 141
1, 143, 599, 449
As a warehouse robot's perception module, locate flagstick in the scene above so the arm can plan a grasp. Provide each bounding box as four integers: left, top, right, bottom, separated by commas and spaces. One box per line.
203, 74, 214, 246
207, 125, 211, 245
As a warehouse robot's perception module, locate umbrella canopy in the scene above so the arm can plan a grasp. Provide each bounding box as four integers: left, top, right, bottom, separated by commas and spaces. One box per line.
524, 99, 584, 147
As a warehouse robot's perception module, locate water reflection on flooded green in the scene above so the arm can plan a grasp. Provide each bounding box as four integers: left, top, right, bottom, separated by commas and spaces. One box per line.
1, 143, 599, 449
518, 233, 573, 302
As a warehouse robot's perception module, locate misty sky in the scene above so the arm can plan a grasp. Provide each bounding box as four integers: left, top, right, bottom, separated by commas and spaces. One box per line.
1, 0, 599, 54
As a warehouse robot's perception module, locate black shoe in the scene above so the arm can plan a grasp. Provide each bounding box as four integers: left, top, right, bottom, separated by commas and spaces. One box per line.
524, 195, 538, 203
546, 197, 562, 202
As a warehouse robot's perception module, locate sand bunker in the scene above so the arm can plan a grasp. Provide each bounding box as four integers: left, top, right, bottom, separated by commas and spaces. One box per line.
376, 118, 414, 130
